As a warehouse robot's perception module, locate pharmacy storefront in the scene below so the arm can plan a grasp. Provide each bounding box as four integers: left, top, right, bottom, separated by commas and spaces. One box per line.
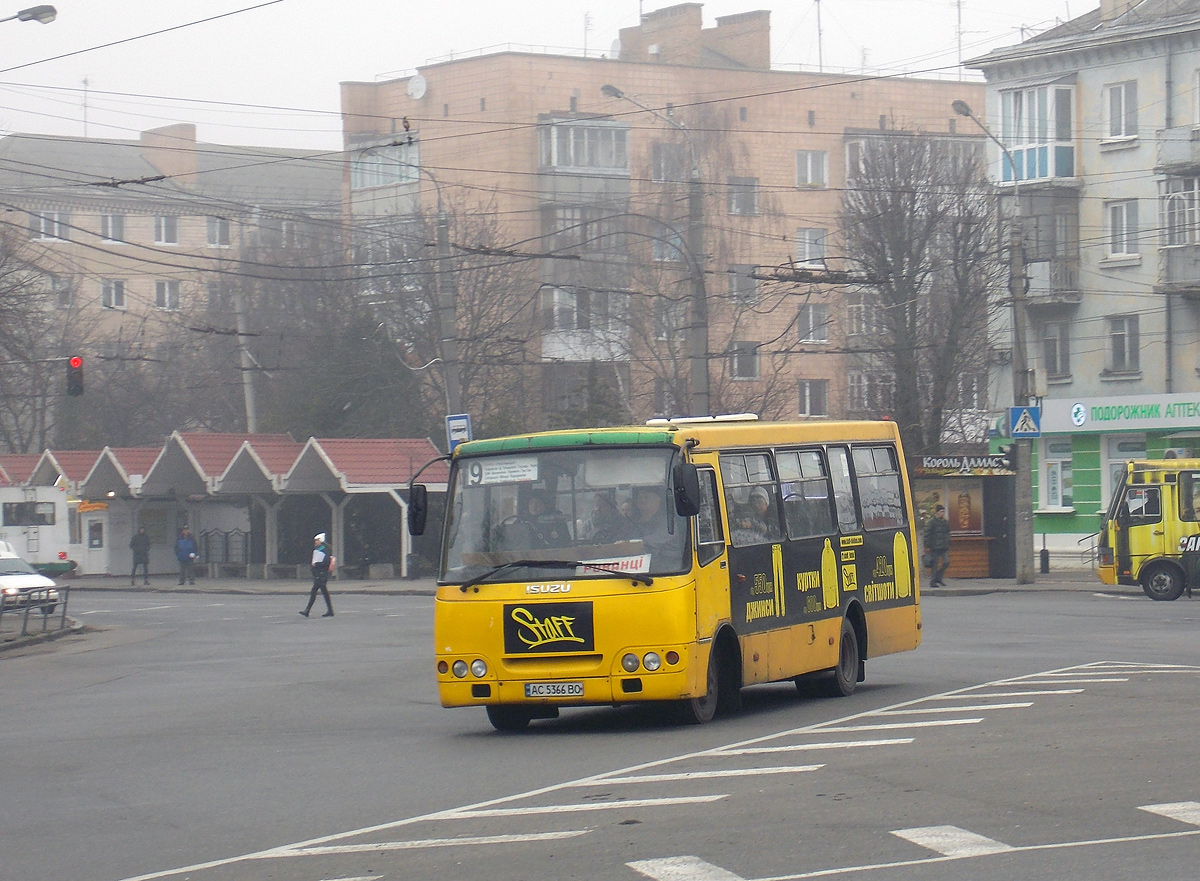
1025, 394, 1200, 562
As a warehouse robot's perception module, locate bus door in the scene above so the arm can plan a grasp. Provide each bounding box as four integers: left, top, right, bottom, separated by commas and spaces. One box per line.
1116, 484, 1163, 579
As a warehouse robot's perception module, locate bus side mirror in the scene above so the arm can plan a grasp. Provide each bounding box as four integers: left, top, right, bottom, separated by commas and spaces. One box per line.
672, 461, 701, 517
408, 484, 429, 536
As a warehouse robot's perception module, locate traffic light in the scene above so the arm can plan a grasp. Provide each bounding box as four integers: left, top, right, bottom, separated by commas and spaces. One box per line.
66, 355, 84, 396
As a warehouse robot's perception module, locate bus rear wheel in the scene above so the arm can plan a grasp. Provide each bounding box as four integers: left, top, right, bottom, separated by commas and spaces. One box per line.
820, 617, 860, 698
1142, 563, 1185, 601
486, 705, 533, 732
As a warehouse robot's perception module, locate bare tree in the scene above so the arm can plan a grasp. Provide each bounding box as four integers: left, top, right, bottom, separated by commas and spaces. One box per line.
841, 131, 1000, 456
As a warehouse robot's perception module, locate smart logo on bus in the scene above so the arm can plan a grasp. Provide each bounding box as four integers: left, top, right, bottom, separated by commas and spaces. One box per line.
503, 601, 595, 654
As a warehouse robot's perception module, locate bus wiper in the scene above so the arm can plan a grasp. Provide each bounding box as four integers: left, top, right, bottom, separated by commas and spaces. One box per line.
459, 559, 653, 591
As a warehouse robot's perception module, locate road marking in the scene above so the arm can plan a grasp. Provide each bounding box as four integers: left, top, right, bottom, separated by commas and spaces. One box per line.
449, 795, 727, 818
1016, 678, 1128, 684
1033, 671, 1134, 678
131, 605, 177, 612
934, 690, 1082, 697
1140, 802, 1200, 827
717, 738, 913, 755
818, 718, 982, 732
892, 825, 1015, 857
320, 876, 385, 881
629, 855, 747, 880
574, 766, 823, 785
277, 830, 588, 856
876, 702, 1032, 715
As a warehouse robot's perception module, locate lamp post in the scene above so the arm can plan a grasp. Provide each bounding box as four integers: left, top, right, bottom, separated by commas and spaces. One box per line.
602, 84, 709, 416
953, 98, 1034, 584
1, 5, 56, 24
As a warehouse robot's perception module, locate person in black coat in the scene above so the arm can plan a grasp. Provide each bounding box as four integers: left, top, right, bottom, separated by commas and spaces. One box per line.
130, 526, 150, 586
300, 533, 335, 618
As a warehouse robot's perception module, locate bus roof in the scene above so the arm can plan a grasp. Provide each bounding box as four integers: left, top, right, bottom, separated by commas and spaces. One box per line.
1129, 458, 1200, 472
454, 420, 903, 458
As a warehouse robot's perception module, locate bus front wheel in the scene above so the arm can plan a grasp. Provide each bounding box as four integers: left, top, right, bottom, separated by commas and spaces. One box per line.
1142, 563, 1185, 601
677, 647, 720, 724
822, 617, 860, 697
486, 705, 533, 732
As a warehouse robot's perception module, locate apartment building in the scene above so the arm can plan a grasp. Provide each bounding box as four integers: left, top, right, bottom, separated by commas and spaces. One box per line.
0, 123, 342, 356
969, 0, 1200, 555
340, 3, 983, 430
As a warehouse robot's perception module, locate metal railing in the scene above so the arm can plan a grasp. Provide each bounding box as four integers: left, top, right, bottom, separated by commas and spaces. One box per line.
0, 585, 70, 641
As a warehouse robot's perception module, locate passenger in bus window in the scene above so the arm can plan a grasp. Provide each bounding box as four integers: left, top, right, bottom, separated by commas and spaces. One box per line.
583, 492, 628, 544
630, 487, 674, 554
523, 492, 572, 546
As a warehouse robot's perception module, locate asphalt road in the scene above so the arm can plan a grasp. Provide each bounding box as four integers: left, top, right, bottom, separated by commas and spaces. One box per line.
4, 588, 1200, 881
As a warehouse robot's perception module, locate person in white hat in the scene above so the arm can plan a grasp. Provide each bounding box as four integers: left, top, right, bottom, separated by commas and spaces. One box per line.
300, 532, 335, 617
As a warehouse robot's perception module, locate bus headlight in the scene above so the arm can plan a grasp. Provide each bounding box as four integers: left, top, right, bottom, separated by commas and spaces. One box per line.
452, 660, 469, 678
470, 659, 488, 678
621, 653, 640, 672
642, 652, 662, 672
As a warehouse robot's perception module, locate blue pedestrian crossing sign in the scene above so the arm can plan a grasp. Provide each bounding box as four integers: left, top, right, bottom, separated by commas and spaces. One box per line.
1009, 405, 1041, 438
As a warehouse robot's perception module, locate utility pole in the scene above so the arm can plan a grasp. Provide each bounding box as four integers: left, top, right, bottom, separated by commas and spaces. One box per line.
436, 207, 462, 416
954, 99, 1034, 584
233, 283, 258, 433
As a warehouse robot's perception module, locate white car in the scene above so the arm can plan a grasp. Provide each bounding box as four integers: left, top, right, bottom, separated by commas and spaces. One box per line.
0, 541, 60, 616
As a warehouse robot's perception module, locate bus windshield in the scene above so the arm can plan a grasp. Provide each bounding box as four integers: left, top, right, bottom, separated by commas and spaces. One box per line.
441, 446, 689, 583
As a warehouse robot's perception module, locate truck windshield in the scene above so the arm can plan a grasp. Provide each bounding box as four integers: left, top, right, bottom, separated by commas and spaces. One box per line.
440, 446, 689, 584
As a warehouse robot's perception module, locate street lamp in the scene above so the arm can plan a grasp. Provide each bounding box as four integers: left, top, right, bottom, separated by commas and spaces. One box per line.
1, 5, 57, 24
602, 84, 709, 416
953, 98, 1034, 584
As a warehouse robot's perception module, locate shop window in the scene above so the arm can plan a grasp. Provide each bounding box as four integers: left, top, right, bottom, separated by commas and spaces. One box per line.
1044, 438, 1074, 509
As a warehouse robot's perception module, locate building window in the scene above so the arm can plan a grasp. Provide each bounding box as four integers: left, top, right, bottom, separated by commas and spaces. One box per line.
1043, 438, 1074, 509
799, 379, 828, 416
350, 141, 420, 189
845, 292, 880, 337
654, 297, 685, 340
1105, 80, 1138, 139
728, 265, 758, 305
539, 121, 628, 171
30, 211, 69, 241
1107, 201, 1139, 256
730, 341, 760, 379
652, 230, 686, 262
1107, 315, 1140, 372
847, 371, 893, 412
798, 303, 829, 343
957, 373, 986, 410
100, 213, 125, 242
101, 279, 126, 310
206, 216, 231, 247
154, 215, 178, 245
1161, 177, 1198, 246
281, 219, 298, 249
1043, 322, 1070, 377
654, 379, 679, 417
727, 177, 758, 215
651, 142, 687, 183
155, 279, 180, 310
999, 85, 1075, 181
206, 282, 232, 312
796, 227, 826, 263
796, 150, 827, 187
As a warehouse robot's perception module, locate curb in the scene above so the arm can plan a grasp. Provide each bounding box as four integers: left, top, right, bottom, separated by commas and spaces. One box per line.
0, 617, 85, 653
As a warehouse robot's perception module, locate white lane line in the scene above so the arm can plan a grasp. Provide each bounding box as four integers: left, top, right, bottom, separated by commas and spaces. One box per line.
1014, 678, 1128, 684
818, 718, 982, 733
320, 876, 384, 881
934, 690, 1082, 698
629, 855, 747, 880
131, 605, 177, 612
276, 830, 588, 857
892, 825, 1014, 857
574, 766, 823, 785
718, 738, 913, 756
875, 702, 1032, 715
1032, 671, 1134, 678
449, 795, 727, 819
1140, 802, 1200, 827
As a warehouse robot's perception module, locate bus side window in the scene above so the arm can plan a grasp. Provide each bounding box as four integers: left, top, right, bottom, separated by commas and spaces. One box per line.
827, 446, 860, 533
695, 469, 725, 566
1182, 473, 1200, 522
1125, 486, 1161, 522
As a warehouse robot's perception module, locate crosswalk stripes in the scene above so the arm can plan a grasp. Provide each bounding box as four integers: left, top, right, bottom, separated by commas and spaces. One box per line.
1139, 801, 1200, 827
628, 855, 747, 881
891, 825, 1015, 857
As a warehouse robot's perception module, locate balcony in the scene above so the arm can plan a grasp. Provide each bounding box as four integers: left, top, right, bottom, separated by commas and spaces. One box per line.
1025, 258, 1082, 307
1161, 246, 1200, 299
1157, 126, 1200, 174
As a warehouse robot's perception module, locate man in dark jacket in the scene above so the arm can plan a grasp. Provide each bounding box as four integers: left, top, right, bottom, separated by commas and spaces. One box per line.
175, 528, 197, 586
130, 526, 151, 586
301, 532, 335, 618
923, 504, 951, 587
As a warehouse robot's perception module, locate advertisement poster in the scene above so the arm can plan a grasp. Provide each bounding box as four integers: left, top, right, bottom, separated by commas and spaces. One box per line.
915, 481, 984, 536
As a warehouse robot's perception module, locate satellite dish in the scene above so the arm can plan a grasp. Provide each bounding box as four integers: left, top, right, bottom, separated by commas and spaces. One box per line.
407, 73, 427, 100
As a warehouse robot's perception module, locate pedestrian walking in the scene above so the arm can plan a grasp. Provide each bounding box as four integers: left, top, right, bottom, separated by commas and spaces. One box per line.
923, 504, 951, 587
175, 528, 198, 585
130, 526, 151, 585
300, 532, 335, 618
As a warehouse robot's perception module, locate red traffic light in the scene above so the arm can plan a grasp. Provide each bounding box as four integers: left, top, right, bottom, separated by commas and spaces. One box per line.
66, 355, 84, 396
69, 355, 83, 369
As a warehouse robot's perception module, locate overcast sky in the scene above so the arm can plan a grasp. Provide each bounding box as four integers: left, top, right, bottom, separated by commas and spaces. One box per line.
0, 0, 1086, 149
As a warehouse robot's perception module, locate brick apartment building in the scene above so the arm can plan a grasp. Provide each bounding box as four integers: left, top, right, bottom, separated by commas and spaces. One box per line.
340, 2, 985, 428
